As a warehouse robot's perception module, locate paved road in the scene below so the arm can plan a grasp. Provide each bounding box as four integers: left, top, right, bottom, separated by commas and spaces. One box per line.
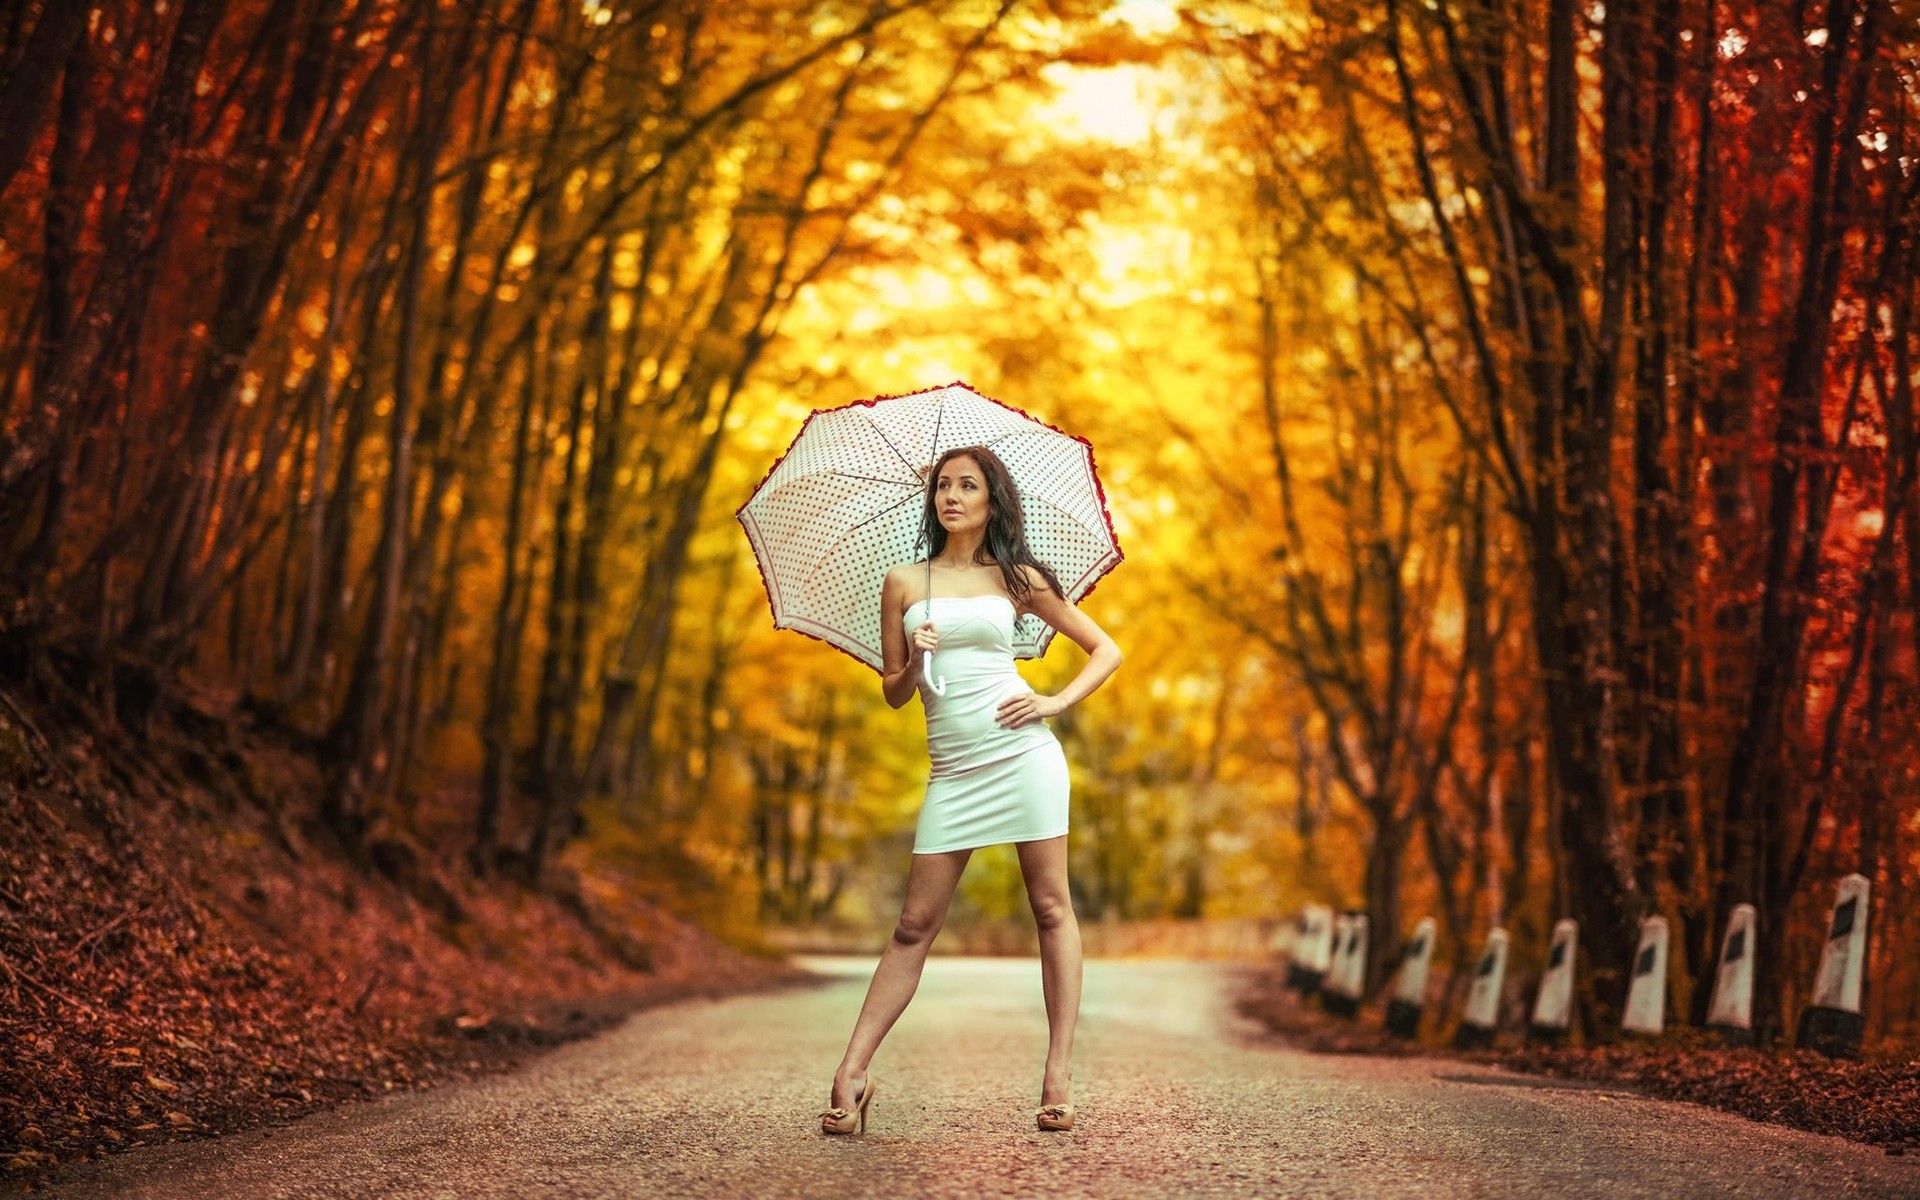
32, 957, 1920, 1199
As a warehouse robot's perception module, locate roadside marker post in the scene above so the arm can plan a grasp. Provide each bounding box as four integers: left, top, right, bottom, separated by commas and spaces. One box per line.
1706, 904, 1757, 1045
1528, 919, 1579, 1046
1796, 874, 1871, 1059
1286, 904, 1334, 994
1621, 915, 1670, 1037
1453, 928, 1509, 1049
1322, 912, 1368, 1018
1386, 917, 1436, 1039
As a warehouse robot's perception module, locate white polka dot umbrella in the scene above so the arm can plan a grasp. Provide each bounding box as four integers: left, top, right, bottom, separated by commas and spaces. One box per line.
736, 381, 1123, 691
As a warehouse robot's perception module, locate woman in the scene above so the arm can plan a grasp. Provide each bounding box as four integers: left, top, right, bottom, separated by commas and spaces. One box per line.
819, 444, 1123, 1136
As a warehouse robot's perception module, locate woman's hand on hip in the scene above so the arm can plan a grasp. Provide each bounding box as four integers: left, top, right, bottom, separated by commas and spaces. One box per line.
996, 691, 1062, 728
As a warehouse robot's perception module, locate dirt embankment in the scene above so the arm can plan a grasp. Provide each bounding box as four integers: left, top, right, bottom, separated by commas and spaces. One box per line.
0, 669, 803, 1185
1237, 966, 1920, 1153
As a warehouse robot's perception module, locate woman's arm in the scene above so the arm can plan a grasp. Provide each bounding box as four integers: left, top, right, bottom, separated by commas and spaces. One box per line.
995, 565, 1122, 728
879, 567, 933, 710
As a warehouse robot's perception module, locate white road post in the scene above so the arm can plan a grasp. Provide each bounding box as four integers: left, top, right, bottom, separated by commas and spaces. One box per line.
1287, 904, 1334, 994
1796, 874, 1871, 1059
1528, 919, 1579, 1046
1621, 915, 1670, 1037
1387, 917, 1436, 1039
1706, 904, 1757, 1044
1322, 913, 1368, 1018
1453, 927, 1509, 1049
1321, 912, 1352, 1007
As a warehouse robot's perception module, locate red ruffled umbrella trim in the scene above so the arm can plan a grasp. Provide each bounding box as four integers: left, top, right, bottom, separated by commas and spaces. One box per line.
734, 379, 1125, 675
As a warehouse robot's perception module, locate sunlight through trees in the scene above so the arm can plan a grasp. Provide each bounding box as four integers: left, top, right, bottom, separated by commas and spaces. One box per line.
2, 0, 1916, 1049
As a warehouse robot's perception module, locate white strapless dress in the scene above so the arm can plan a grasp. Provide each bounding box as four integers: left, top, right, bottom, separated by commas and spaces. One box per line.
905, 595, 1069, 854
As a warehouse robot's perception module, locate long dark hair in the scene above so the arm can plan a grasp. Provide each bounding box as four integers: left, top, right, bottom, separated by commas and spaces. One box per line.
919, 444, 1066, 605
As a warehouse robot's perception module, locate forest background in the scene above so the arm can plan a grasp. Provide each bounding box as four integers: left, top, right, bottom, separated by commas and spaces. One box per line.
1, 0, 1917, 1117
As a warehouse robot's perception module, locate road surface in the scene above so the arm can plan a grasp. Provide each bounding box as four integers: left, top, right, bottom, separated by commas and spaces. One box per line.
32, 956, 1919, 1199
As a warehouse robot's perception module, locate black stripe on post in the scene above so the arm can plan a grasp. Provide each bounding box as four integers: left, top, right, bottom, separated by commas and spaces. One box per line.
1829, 898, 1856, 940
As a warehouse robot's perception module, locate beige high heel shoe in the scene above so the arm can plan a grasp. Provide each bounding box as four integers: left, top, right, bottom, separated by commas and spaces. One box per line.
1036, 1102, 1075, 1132
820, 1076, 876, 1135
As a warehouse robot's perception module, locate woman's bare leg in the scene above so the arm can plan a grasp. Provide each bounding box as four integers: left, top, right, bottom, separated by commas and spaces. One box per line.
830, 846, 972, 1109
1016, 834, 1080, 1107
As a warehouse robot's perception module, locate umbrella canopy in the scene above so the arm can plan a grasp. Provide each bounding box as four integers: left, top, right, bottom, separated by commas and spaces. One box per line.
736, 381, 1122, 675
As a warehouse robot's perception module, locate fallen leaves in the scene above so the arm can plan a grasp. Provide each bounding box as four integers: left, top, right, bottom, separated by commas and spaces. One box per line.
1238, 967, 1920, 1151
1, 685, 801, 1186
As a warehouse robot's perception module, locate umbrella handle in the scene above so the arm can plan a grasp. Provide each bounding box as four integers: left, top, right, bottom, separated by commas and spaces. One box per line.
923, 648, 949, 696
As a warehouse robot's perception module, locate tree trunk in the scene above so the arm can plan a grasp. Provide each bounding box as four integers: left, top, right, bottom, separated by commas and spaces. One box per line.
0, 0, 91, 203
1, 0, 229, 505
326, 24, 445, 840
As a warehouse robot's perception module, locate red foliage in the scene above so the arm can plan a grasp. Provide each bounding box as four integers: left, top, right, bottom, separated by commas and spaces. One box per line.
1237, 967, 1920, 1151
0, 683, 797, 1182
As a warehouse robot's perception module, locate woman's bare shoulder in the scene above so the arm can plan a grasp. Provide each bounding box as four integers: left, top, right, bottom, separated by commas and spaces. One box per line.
881, 562, 925, 599
1014, 563, 1060, 597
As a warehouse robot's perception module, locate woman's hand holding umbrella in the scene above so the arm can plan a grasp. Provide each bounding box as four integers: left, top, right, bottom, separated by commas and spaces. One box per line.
909, 621, 944, 694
